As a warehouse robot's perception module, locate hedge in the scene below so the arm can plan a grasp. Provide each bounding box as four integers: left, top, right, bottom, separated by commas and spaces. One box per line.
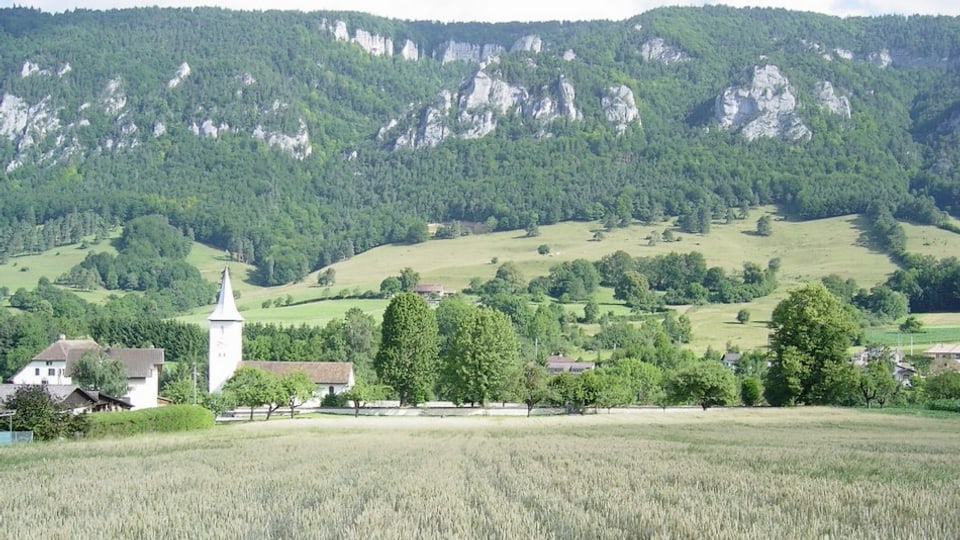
925, 399, 960, 413
88, 404, 214, 438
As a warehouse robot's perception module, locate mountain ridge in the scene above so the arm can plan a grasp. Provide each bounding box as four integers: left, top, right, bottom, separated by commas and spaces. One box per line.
1, 5, 959, 284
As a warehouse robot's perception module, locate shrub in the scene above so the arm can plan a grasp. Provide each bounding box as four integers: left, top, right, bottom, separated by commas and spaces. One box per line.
88, 404, 214, 438
321, 393, 348, 407
741, 377, 762, 406
925, 399, 960, 413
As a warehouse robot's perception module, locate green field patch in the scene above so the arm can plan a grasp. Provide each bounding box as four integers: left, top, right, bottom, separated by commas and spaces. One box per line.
862, 325, 960, 347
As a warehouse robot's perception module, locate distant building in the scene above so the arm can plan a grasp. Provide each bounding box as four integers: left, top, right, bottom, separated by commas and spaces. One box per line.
0, 384, 132, 413
546, 354, 595, 375
852, 346, 916, 386
923, 344, 960, 363
413, 283, 455, 303
207, 268, 355, 402
721, 352, 742, 370
9, 337, 164, 410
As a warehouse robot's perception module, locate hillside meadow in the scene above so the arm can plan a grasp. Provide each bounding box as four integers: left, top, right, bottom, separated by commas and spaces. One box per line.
0, 408, 957, 539
5, 208, 960, 352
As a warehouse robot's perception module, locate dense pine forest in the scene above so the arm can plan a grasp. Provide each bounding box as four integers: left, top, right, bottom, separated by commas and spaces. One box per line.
2, 6, 960, 286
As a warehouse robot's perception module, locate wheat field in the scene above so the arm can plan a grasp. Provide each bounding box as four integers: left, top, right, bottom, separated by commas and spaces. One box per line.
0, 408, 957, 539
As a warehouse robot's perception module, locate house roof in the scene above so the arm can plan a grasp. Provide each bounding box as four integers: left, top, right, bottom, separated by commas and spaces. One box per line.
32, 339, 100, 361
0, 384, 130, 409
546, 358, 596, 372
924, 343, 960, 355
239, 361, 353, 385
64, 347, 164, 379
722, 352, 743, 364
209, 267, 244, 322
414, 284, 445, 293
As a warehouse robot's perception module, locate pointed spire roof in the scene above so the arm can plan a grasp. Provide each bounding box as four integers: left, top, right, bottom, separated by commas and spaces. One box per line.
209, 267, 244, 321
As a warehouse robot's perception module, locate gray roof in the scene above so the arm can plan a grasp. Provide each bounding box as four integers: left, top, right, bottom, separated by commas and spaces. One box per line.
0, 384, 131, 408
239, 361, 353, 385
32, 338, 164, 379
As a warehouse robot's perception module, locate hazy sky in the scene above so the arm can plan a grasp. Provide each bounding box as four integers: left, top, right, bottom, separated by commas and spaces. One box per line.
2, 0, 959, 20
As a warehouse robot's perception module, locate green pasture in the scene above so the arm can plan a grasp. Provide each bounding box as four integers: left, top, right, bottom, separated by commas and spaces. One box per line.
863, 325, 960, 349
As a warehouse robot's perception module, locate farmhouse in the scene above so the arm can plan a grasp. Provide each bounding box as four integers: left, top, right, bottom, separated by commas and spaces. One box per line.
413, 283, 455, 303
923, 343, 960, 362
208, 268, 355, 401
8, 337, 164, 410
546, 354, 595, 375
0, 384, 132, 413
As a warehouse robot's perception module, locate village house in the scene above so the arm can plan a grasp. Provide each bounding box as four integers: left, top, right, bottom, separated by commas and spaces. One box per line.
239, 361, 355, 406
852, 346, 917, 385
8, 337, 164, 410
546, 354, 595, 375
413, 283, 455, 303
0, 384, 132, 413
923, 343, 960, 363
208, 268, 355, 401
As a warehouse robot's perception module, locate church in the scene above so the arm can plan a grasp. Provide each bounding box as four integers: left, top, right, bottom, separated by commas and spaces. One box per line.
207, 268, 355, 399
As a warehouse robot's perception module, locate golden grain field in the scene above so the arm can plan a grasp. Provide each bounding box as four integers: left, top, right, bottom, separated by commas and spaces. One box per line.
1, 408, 958, 539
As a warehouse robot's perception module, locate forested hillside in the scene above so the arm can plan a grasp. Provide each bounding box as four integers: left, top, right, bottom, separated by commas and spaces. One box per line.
2, 6, 960, 285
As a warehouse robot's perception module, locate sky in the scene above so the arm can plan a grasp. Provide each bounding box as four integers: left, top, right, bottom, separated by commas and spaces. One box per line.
2, 0, 959, 20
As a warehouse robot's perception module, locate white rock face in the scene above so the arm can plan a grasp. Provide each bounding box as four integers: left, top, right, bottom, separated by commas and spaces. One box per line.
869, 49, 893, 68
57, 63, 72, 77
153, 122, 166, 137
400, 40, 419, 61
20, 61, 42, 78
324, 19, 397, 57
530, 76, 582, 123
562, 49, 577, 61
438, 40, 504, 64
511, 35, 543, 54
238, 72, 256, 86
386, 71, 591, 149
101, 78, 126, 116
353, 29, 393, 56
602, 85, 641, 134
457, 71, 527, 139
252, 120, 312, 160
168, 62, 191, 88
640, 38, 690, 64
0, 93, 63, 171
715, 65, 811, 141
814, 81, 851, 118
834, 48, 855, 60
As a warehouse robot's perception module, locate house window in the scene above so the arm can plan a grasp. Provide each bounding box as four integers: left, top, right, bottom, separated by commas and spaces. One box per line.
328, 386, 335, 396
35, 368, 40, 376
48, 368, 56, 376
45, 361, 53, 366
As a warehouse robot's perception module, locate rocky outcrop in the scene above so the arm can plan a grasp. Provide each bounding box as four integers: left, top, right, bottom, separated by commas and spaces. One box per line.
869, 49, 893, 68
0, 93, 64, 171
393, 90, 452, 149
562, 49, 577, 61
168, 62, 191, 88
353, 29, 393, 56
529, 76, 582, 123
814, 81, 851, 118
322, 19, 401, 58
386, 71, 586, 149
457, 71, 526, 139
715, 65, 810, 141
640, 38, 690, 64
602, 85, 641, 134
21, 61, 44, 78
436, 40, 504, 65
400, 40, 419, 61
511, 35, 543, 54
253, 120, 312, 160
101, 78, 126, 116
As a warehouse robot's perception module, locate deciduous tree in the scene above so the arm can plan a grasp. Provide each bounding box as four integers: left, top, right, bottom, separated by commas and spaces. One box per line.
667, 361, 737, 410
375, 293, 439, 406
765, 283, 861, 406
443, 307, 520, 406
71, 349, 130, 398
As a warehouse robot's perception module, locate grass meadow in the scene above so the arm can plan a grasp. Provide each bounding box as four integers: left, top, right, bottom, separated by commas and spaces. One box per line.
0, 408, 958, 539
6, 208, 960, 352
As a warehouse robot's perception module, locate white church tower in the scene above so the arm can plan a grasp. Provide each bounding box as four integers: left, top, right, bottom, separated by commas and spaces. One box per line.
208, 267, 244, 393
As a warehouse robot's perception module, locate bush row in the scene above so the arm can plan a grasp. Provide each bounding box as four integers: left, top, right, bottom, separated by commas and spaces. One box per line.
88, 404, 214, 438
925, 399, 960, 413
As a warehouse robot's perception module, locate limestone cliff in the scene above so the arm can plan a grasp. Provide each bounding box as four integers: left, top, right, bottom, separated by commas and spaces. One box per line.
715, 65, 811, 141
602, 86, 641, 134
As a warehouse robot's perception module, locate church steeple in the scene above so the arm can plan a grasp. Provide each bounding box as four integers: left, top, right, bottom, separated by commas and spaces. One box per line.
208, 267, 244, 393
209, 267, 243, 322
